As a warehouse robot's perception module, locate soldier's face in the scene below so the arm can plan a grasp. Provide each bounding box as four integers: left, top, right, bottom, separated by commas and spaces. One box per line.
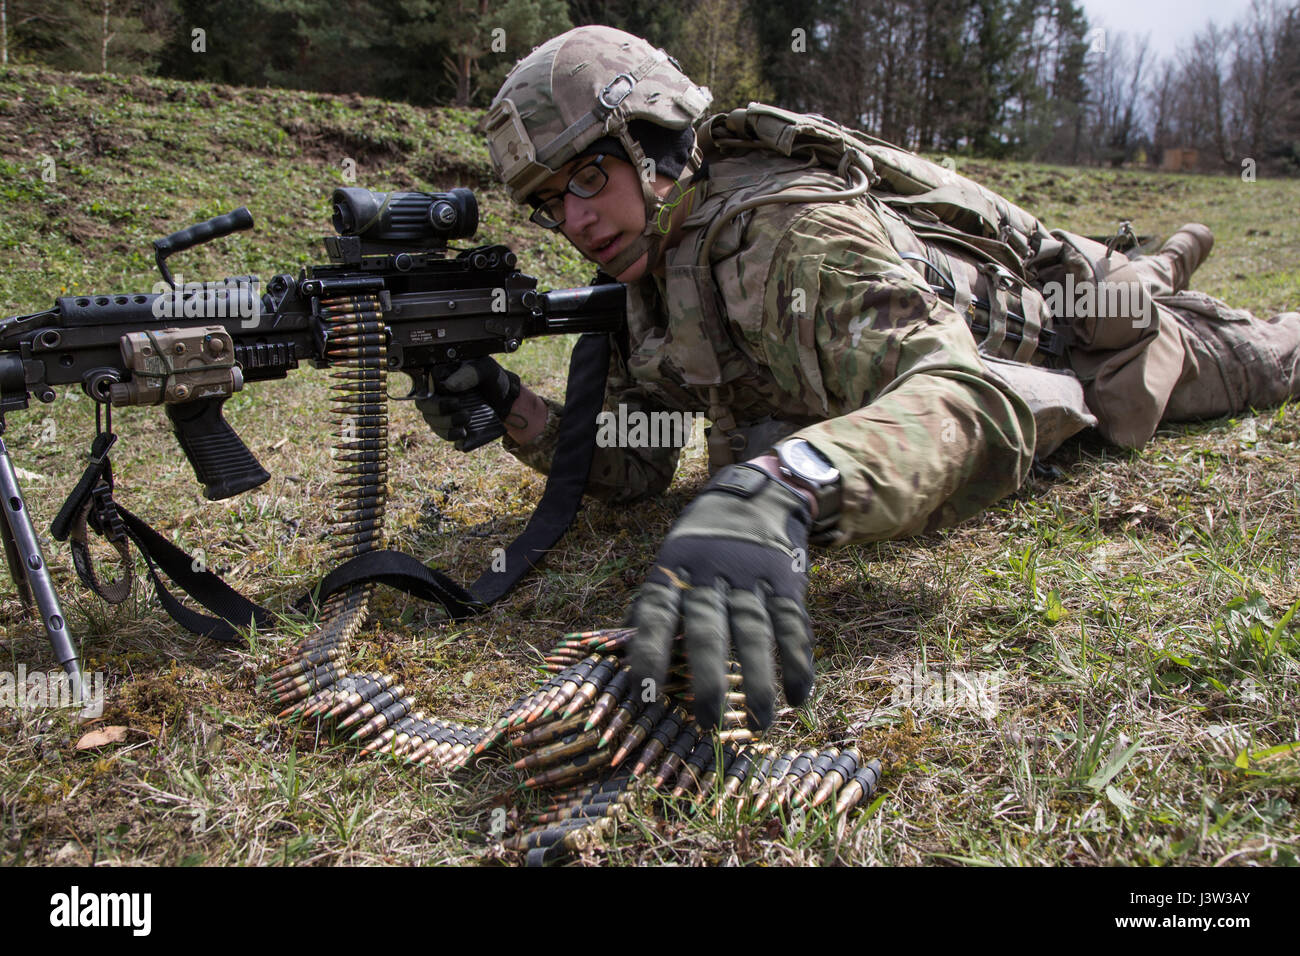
535, 154, 652, 281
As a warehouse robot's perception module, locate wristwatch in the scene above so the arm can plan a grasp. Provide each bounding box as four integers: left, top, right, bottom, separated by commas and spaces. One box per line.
774, 438, 841, 537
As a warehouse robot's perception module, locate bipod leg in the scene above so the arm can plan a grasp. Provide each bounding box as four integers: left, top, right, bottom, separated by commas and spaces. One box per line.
0, 434, 83, 686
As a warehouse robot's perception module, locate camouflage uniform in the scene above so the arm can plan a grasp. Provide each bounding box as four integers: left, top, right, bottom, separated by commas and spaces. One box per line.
507, 148, 1039, 546
492, 45, 1300, 549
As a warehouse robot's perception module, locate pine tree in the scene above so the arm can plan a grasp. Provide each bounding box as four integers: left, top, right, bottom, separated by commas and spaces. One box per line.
5, 0, 174, 73
674, 0, 770, 111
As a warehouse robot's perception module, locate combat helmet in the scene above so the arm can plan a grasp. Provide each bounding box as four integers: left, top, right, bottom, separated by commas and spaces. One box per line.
482, 26, 712, 275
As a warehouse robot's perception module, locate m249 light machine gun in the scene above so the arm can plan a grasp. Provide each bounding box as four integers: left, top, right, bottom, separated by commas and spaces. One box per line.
0, 187, 626, 686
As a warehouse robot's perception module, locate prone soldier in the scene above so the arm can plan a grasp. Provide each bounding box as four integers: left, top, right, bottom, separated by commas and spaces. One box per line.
418, 26, 1300, 733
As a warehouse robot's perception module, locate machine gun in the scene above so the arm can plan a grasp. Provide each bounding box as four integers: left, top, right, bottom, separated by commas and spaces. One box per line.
0, 187, 625, 686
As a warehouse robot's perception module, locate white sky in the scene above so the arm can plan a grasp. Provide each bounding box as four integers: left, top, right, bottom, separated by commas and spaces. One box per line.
1080, 0, 1259, 60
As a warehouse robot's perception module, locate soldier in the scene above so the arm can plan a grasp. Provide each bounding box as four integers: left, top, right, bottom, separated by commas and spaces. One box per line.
419, 26, 1300, 732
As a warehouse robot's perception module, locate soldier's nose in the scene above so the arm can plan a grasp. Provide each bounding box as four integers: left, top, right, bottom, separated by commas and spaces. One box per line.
563, 192, 599, 233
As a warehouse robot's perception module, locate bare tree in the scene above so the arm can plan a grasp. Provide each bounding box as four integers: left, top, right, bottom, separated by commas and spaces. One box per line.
1088, 31, 1150, 165
1226, 0, 1288, 160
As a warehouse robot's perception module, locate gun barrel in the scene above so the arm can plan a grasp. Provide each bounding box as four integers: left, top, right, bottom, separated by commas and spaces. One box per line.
536, 284, 626, 335
0, 353, 26, 412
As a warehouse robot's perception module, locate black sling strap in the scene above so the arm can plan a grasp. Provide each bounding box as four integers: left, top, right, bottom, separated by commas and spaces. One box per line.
117, 503, 276, 643
62, 332, 612, 642
302, 331, 611, 617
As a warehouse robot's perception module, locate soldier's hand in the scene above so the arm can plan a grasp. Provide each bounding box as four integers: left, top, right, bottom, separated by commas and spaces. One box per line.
416, 357, 520, 444
629, 463, 816, 731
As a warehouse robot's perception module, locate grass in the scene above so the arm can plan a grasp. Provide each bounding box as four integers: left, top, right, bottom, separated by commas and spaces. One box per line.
1, 64, 1298, 867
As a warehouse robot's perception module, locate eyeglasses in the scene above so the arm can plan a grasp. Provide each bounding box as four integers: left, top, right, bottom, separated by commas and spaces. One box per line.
528, 155, 609, 230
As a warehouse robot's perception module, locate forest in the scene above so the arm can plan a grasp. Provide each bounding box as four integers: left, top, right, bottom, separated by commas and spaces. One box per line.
3, 0, 1298, 173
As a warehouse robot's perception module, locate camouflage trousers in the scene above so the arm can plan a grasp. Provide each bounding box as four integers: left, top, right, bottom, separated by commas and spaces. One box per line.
1052, 225, 1300, 448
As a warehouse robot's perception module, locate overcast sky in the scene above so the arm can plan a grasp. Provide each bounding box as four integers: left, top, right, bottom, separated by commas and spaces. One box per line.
1080, 0, 1258, 61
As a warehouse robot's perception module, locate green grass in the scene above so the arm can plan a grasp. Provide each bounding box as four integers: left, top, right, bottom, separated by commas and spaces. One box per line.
1, 64, 1298, 867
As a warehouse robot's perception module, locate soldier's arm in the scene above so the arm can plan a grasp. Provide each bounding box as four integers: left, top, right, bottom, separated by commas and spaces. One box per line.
757, 203, 1037, 545
502, 348, 684, 504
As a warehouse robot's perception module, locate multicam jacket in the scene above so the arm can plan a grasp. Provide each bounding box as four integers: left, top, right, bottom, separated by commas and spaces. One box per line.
505, 146, 1038, 547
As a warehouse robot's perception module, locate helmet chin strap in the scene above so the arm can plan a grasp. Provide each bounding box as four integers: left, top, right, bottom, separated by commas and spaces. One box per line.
604, 228, 662, 277
601, 130, 699, 278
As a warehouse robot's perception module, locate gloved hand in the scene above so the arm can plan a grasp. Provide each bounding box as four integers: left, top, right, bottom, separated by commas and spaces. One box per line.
416, 357, 520, 444
628, 463, 816, 730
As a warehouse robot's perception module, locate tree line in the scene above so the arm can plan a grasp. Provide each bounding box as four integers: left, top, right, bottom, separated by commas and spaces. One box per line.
3, 0, 1298, 173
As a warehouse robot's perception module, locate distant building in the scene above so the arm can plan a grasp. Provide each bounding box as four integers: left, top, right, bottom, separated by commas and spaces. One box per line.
1161, 147, 1199, 172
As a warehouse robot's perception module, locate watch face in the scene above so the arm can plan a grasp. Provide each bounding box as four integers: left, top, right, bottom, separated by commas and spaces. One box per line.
782, 440, 839, 484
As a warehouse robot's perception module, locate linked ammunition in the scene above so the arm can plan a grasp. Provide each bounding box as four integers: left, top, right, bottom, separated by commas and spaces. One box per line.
810, 749, 860, 809
752, 750, 797, 813
326, 333, 387, 347
508, 710, 589, 750
326, 347, 387, 361
260, 615, 888, 865
671, 736, 719, 799
270, 660, 344, 694
503, 815, 615, 853
721, 746, 757, 800
747, 748, 778, 796
352, 695, 415, 744
535, 656, 599, 721
513, 728, 604, 772
609, 700, 668, 767
833, 760, 883, 816
512, 673, 566, 728
321, 674, 395, 719
630, 706, 689, 776
523, 747, 614, 789
531, 797, 630, 826
379, 713, 429, 756
651, 724, 701, 789
269, 664, 347, 704
560, 658, 619, 719
716, 728, 755, 745
399, 719, 452, 757
538, 782, 633, 818
597, 694, 649, 749
695, 746, 737, 799
762, 749, 818, 813
543, 770, 635, 809
331, 450, 387, 464
792, 748, 840, 807
268, 647, 342, 683
295, 682, 355, 719
337, 685, 406, 729
584, 666, 633, 730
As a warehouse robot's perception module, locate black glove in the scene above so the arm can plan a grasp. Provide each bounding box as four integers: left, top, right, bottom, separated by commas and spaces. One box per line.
628, 463, 816, 730
416, 357, 520, 445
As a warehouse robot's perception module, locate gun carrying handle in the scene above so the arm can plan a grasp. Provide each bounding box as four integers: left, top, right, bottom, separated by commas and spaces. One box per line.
153, 207, 254, 287
167, 398, 270, 500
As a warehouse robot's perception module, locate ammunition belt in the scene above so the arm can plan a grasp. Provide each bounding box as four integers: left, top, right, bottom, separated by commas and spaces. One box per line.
267, 627, 883, 866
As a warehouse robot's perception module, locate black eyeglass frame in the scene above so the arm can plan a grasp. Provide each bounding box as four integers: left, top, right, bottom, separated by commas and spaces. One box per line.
528, 155, 610, 230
